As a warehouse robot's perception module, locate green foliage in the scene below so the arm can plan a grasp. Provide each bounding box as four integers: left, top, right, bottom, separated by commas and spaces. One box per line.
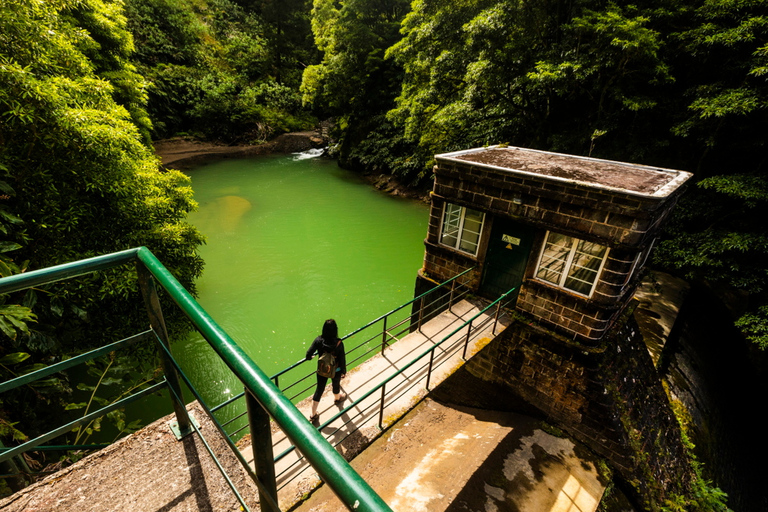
125, 0, 316, 140
0, 303, 36, 340
301, 0, 411, 171
662, 396, 732, 512
0, 0, 204, 455
124, 0, 207, 66
655, 172, 768, 348
386, 0, 677, 180
68, 354, 158, 445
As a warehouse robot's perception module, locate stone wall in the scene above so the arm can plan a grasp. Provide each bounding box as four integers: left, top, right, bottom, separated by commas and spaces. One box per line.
433, 162, 680, 250
423, 160, 684, 344
465, 316, 692, 508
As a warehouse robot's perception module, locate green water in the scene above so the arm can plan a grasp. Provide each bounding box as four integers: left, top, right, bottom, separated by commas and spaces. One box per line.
172, 153, 428, 419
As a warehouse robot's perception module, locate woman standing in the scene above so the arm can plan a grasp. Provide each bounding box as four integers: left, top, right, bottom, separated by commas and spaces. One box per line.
305, 319, 347, 422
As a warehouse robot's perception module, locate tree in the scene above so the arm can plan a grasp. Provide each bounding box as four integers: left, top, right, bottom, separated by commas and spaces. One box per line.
301, 0, 411, 173
245, 0, 317, 86
0, 0, 204, 442
124, 0, 314, 140
387, 0, 678, 180
654, 0, 768, 348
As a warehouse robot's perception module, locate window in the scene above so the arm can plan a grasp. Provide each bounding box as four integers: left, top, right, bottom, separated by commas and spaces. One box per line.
440, 203, 485, 255
535, 232, 608, 296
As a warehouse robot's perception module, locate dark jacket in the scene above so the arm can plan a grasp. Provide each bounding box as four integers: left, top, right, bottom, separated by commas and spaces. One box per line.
306, 336, 347, 375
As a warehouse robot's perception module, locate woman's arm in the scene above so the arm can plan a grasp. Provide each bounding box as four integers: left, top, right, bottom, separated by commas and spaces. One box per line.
305, 337, 321, 360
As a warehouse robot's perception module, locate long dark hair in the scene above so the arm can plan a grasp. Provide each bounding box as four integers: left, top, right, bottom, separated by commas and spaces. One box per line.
321, 319, 338, 344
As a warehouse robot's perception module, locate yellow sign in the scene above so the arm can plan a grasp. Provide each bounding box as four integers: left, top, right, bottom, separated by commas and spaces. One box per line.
502, 234, 521, 245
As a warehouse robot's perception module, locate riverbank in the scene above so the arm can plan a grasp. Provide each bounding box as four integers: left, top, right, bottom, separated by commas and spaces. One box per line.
153, 133, 430, 202
154, 131, 326, 170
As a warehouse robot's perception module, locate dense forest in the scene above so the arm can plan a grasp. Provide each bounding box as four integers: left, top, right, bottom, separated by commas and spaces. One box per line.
0, 0, 766, 504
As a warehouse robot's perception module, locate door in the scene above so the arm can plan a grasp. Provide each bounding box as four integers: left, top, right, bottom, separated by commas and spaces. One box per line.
480, 217, 536, 301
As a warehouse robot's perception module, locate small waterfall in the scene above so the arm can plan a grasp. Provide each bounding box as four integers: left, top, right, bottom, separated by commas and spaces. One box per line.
292, 147, 325, 160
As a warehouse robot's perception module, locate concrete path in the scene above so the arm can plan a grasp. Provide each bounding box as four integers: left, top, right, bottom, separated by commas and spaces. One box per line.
294, 399, 606, 512
633, 272, 689, 367
240, 299, 511, 509
0, 402, 258, 512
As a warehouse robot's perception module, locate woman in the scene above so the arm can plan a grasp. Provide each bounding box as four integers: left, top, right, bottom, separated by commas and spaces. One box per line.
305, 318, 347, 422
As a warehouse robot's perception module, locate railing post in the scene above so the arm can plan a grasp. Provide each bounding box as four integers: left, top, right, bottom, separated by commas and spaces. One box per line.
449, 279, 456, 310
462, 320, 473, 360
245, 389, 278, 512
0, 441, 30, 492
378, 384, 386, 429
493, 301, 502, 335
136, 264, 191, 437
417, 296, 424, 333
381, 316, 388, 353
425, 349, 435, 391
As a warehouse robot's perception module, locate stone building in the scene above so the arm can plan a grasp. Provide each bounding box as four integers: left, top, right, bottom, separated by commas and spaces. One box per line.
415, 145, 697, 507
417, 145, 692, 344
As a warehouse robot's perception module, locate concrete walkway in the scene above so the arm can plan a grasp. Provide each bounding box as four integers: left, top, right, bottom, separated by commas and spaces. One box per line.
294, 399, 606, 512
240, 298, 511, 509
0, 402, 258, 512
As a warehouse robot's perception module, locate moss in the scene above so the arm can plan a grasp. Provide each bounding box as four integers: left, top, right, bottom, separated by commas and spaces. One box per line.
660, 384, 732, 512
538, 421, 567, 438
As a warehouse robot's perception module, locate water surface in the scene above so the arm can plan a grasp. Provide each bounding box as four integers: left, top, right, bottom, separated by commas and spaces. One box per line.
173, 153, 428, 417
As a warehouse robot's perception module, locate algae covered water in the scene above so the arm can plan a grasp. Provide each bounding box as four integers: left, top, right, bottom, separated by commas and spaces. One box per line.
172, 152, 428, 417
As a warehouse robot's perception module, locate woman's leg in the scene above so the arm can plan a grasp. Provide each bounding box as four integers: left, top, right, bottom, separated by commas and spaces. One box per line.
331, 372, 345, 402
311, 374, 327, 417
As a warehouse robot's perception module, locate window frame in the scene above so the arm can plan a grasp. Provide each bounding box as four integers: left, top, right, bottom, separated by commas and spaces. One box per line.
534, 231, 609, 297
438, 203, 486, 256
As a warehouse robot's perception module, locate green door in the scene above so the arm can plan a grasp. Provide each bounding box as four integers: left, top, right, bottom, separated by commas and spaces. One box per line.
480, 217, 536, 300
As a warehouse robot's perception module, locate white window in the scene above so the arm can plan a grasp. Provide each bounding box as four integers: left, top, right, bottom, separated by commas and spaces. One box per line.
535, 232, 608, 296
440, 203, 485, 255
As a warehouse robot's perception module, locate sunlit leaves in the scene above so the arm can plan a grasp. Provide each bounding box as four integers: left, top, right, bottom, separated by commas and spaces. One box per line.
0, 303, 36, 339
0, 0, 204, 350
735, 306, 768, 349
0, 352, 32, 365
689, 87, 761, 118
698, 174, 768, 205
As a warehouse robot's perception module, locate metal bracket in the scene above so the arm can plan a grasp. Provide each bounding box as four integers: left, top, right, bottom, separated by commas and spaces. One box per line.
169, 412, 199, 440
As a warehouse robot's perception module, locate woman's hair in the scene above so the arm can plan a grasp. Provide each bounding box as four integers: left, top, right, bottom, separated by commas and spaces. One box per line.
321, 318, 338, 342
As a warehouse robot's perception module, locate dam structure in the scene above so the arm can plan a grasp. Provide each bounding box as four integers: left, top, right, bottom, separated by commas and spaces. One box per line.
0, 146, 693, 511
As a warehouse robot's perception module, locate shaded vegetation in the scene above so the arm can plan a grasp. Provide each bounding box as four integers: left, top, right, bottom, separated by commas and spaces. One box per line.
0, 0, 204, 476
301, 0, 768, 351
125, 0, 317, 141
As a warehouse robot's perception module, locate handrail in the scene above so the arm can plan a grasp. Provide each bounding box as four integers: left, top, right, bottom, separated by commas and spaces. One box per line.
1, 381, 168, 462
0, 330, 152, 393
0, 247, 392, 512
202, 268, 475, 440
134, 247, 390, 511
0, 248, 139, 295
268, 266, 475, 383
273, 285, 518, 467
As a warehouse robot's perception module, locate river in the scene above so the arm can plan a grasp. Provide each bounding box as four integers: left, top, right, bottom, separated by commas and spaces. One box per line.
154, 151, 429, 430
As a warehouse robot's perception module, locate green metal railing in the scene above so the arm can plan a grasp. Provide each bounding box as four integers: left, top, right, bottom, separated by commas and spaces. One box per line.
0, 247, 392, 512
211, 267, 477, 437
271, 285, 518, 486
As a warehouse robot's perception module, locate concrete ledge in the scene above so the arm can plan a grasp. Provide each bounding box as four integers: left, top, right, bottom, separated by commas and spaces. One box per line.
0, 402, 258, 512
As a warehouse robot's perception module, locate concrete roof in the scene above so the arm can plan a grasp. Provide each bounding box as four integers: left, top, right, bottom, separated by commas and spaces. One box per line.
436, 146, 693, 198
